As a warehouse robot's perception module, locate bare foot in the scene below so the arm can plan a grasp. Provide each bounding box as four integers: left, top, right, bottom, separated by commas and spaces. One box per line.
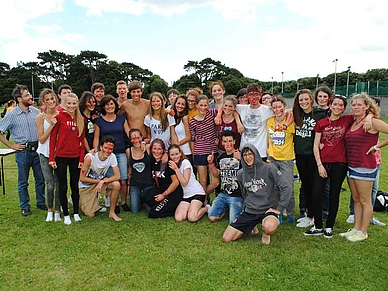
109, 213, 122, 222
261, 233, 271, 245
251, 226, 259, 235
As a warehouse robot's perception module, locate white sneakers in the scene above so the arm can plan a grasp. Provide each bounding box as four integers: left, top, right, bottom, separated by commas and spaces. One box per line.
296, 217, 314, 228
347, 214, 386, 226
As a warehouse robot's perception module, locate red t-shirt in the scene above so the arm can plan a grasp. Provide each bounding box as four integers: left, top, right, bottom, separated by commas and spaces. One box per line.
314, 114, 353, 163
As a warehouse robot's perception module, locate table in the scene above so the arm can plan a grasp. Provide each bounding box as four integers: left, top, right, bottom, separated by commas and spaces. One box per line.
0, 149, 16, 195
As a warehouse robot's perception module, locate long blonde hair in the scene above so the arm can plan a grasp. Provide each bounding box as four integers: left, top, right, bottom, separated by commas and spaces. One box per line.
65, 93, 84, 137
149, 92, 168, 131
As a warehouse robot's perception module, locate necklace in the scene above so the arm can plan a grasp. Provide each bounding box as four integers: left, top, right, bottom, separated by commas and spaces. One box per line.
353, 116, 365, 127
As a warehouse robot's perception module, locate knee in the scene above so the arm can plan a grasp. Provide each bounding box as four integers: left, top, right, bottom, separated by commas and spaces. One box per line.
187, 213, 199, 222
175, 214, 186, 222
208, 216, 219, 222
86, 213, 95, 218
222, 234, 233, 243
262, 224, 277, 235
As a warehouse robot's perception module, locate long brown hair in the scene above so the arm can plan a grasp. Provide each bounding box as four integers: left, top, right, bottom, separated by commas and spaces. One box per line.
149, 92, 168, 131
292, 89, 313, 128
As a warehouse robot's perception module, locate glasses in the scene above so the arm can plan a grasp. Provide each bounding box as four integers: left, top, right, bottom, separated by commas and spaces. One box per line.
21, 93, 32, 98
242, 152, 254, 158
247, 92, 261, 98
187, 99, 196, 103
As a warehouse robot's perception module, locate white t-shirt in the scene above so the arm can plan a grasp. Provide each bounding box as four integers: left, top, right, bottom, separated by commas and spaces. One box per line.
237, 104, 273, 157
179, 159, 205, 198
144, 114, 176, 151
79, 152, 118, 188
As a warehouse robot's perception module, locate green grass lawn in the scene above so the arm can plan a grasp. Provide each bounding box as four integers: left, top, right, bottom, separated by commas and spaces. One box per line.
1, 138, 388, 290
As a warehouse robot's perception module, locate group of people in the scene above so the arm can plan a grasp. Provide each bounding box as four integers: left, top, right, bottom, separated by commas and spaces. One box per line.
0, 79, 386, 244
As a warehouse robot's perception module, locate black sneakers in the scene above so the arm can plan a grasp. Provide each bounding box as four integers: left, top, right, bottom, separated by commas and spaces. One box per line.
304, 226, 323, 236
21, 208, 32, 216
324, 228, 333, 238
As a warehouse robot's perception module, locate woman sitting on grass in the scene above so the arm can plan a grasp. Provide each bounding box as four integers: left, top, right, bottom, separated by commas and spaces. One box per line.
168, 144, 208, 222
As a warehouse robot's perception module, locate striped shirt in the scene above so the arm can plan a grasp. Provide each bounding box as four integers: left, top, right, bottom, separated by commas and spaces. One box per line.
0, 106, 39, 143
189, 108, 218, 155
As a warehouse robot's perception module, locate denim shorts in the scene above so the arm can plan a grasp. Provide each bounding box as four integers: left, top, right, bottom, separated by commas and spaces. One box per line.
208, 193, 244, 224
106, 152, 128, 180
347, 166, 377, 181
230, 211, 279, 234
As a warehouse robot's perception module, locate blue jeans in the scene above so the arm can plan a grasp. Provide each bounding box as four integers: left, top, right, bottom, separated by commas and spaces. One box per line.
349, 165, 380, 215
39, 154, 60, 211
208, 193, 244, 224
130, 185, 153, 213
16, 150, 45, 209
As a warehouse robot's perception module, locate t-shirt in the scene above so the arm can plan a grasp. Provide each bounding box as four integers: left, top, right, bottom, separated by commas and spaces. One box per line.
189, 109, 218, 155
217, 119, 241, 151
266, 117, 295, 161
152, 160, 179, 192
216, 152, 242, 197
79, 152, 118, 188
236, 104, 273, 157
144, 114, 176, 151
294, 109, 326, 155
314, 114, 353, 163
179, 159, 205, 198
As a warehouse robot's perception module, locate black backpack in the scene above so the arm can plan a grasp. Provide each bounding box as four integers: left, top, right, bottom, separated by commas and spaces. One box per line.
374, 190, 388, 212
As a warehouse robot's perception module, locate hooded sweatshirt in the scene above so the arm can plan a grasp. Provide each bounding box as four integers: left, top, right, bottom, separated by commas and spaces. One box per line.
237, 143, 291, 215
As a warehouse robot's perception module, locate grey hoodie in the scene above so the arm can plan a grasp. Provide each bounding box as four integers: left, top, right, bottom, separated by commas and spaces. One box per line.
237, 143, 291, 215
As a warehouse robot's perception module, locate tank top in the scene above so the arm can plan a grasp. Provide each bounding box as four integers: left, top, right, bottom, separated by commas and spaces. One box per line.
36, 114, 51, 157
345, 125, 378, 169
129, 148, 154, 189
174, 120, 191, 155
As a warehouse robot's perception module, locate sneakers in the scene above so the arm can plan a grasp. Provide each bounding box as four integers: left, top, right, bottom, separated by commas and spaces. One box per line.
339, 228, 357, 237
304, 226, 323, 236
21, 208, 32, 216
205, 204, 212, 213
371, 217, 386, 226
324, 228, 333, 238
296, 217, 314, 228
98, 206, 107, 213
121, 203, 131, 212
346, 214, 354, 223
278, 214, 283, 225
104, 195, 111, 207
287, 216, 295, 223
347, 230, 368, 242
297, 215, 307, 223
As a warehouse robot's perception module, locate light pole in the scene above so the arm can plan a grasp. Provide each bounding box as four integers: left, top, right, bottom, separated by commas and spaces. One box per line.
333, 59, 338, 93
346, 66, 351, 97
316, 74, 319, 89
31, 73, 35, 98
271, 77, 274, 94
281, 72, 284, 93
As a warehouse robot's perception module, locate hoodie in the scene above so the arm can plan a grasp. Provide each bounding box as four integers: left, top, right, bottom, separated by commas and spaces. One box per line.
237, 143, 291, 215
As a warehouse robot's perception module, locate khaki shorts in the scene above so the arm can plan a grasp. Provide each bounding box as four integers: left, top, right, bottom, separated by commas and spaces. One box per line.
79, 184, 108, 216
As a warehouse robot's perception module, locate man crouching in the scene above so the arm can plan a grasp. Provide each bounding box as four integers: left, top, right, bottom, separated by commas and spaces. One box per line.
79, 135, 121, 221
222, 143, 291, 245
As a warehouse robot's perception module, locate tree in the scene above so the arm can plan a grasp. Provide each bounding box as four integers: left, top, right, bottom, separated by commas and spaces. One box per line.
78, 51, 108, 84
184, 58, 229, 88
37, 50, 72, 83
172, 74, 202, 94
146, 75, 169, 96
121, 62, 152, 84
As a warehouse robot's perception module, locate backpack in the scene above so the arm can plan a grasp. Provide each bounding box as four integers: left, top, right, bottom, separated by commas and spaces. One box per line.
374, 190, 388, 212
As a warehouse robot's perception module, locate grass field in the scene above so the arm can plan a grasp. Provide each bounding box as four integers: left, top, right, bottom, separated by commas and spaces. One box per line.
0, 135, 388, 290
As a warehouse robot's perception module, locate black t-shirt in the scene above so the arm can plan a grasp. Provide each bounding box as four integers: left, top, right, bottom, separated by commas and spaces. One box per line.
215, 152, 242, 197
151, 160, 175, 192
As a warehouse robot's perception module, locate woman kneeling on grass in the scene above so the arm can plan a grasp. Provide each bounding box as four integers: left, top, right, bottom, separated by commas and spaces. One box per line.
168, 144, 209, 222
222, 144, 291, 245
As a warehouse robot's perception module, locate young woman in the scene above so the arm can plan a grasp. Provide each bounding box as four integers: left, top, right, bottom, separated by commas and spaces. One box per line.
49, 93, 85, 225
168, 145, 208, 222
171, 95, 193, 166
216, 95, 241, 152
292, 89, 326, 227
128, 129, 154, 213
189, 95, 218, 192
305, 95, 354, 238
94, 95, 131, 212
267, 95, 295, 222
341, 93, 388, 242
186, 88, 202, 119
79, 91, 98, 153
36, 89, 60, 222
148, 139, 183, 218
209, 80, 225, 110
144, 92, 176, 150
314, 86, 331, 111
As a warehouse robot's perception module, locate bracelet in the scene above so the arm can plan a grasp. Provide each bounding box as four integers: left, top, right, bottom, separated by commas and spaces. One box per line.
163, 191, 168, 197
373, 145, 380, 151
317, 164, 322, 167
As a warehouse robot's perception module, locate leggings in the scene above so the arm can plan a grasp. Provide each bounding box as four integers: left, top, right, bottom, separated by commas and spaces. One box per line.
56, 156, 80, 216
295, 154, 316, 218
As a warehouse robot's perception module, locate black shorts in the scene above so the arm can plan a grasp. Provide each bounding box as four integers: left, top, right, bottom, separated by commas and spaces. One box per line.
182, 194, 206, 204
230, 211, 279, 234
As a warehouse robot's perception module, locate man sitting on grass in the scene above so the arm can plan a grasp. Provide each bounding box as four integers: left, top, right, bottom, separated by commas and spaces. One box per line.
222, 144, 291, 245
79, 135, 121, 221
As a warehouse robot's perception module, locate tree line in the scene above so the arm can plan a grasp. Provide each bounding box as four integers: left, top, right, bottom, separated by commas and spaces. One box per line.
1, 50, 388, 104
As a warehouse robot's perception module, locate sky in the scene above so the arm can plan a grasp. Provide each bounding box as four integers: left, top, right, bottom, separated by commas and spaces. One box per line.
1, 0, 387, 86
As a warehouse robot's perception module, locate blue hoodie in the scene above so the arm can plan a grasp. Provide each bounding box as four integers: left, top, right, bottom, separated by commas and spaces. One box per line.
237, 143, 291, 214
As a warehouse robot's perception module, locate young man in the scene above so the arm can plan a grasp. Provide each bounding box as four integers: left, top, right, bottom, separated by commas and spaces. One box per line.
207, 131, 243, 224
118, 80, 150, 141
236, 83, 273, 159
0, 84, 46, 216
116, 80, 129, 107
56, 84, 72, 112
167, 89, 179, 108
222, 144, 291, 245
79, 135, 122, 221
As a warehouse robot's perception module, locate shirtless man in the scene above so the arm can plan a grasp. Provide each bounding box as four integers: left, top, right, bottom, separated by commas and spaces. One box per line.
116, 80, 129, 107
119, 80, 150, 142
